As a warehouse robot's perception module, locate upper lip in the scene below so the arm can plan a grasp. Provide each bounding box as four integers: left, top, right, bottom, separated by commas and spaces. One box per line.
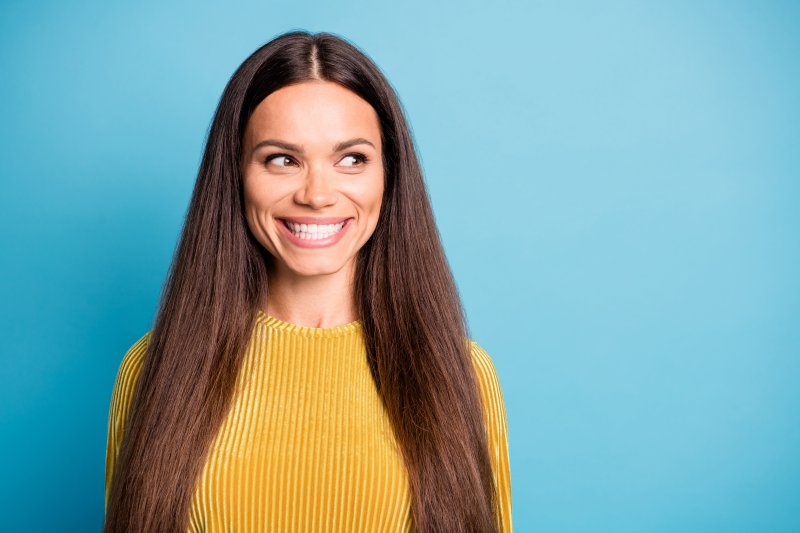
279, 216, 352, 225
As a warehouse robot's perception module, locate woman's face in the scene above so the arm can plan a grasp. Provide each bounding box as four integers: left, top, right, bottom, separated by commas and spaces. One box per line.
240, 80, 384, 278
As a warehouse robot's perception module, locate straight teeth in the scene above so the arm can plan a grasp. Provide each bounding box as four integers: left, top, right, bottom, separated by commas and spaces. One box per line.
285, 220, 346, 240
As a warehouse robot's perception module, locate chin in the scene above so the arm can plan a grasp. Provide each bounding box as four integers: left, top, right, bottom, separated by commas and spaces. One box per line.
285, 258, 347, 277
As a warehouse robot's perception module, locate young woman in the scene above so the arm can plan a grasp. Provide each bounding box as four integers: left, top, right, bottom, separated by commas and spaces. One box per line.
103, 30, 512, 533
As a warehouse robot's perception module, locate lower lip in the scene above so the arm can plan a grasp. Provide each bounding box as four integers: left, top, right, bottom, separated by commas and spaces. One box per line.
277, 218, 353, 248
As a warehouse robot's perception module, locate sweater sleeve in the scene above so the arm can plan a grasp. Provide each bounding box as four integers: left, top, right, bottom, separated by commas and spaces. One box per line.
104, 331, 151, 513
470, 340, 513, 533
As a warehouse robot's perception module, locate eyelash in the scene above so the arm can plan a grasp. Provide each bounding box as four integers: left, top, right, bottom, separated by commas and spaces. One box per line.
264, 152, 370, 168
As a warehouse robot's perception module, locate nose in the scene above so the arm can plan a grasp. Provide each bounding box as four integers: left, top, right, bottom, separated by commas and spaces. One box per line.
293, 161, 337, 209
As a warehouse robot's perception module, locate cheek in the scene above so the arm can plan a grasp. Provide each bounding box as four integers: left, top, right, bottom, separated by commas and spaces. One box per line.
339, 169, 383, 213
372, 178, 385, 216
355, 175, 384, 240
243, 177, 278, 213
242, 182, 281, 236
359, 171, 385, 213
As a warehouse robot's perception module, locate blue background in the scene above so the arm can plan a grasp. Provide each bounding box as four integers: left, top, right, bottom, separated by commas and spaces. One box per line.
1, 1, 798, 531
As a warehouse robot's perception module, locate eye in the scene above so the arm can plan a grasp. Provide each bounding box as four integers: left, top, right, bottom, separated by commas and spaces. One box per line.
339, 152, 369, 167
264, 154, 298, 168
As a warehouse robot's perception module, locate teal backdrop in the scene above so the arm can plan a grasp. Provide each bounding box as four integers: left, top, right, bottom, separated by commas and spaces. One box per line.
1, 1, 798, 531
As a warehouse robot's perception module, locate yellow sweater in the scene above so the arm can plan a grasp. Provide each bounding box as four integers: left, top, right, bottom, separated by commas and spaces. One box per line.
105, 309, 513, 532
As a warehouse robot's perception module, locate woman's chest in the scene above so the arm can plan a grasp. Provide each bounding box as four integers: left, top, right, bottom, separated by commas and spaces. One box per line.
186, 342, 412, 532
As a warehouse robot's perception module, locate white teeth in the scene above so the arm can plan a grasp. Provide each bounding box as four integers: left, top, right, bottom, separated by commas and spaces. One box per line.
286, 220, 346, 240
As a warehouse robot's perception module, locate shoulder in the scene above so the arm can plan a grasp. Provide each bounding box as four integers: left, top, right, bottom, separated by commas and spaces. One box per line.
468, 340, 504, 400
468, 340, 514, 531
109, 331, 152, 415
115, 331, 151, 382
468, 340, 508, 425
105, 331, 152, 504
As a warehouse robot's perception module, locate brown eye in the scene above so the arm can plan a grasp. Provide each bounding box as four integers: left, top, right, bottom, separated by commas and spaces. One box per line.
265, 154, 298, 168
340, 153, 368, 167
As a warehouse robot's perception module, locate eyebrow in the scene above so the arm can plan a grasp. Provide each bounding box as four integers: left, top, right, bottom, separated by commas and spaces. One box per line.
250, 137, 376, 157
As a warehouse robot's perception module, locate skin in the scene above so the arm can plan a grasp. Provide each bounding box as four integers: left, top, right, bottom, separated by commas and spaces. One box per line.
239, 80, 384, 328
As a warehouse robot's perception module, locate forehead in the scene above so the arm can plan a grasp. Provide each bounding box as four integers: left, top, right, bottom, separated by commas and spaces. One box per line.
244, 80, 381, 147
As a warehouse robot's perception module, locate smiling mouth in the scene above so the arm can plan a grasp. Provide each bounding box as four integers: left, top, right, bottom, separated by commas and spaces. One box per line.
279, 218, 353, 241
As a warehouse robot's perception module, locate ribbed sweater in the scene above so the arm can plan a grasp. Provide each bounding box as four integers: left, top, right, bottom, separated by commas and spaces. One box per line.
104, 309, 513, 532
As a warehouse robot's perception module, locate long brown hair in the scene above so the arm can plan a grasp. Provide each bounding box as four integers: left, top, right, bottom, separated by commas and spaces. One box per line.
103, 30, 497, 532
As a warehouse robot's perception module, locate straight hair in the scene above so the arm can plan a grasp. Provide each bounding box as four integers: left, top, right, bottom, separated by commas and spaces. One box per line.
103, 30, 497, 532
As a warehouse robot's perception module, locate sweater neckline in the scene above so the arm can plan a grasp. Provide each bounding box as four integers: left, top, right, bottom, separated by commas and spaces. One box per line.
255, 308, 363, 337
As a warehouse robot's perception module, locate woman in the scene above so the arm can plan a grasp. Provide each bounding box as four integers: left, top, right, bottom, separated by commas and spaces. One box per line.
104, 30, 512, 533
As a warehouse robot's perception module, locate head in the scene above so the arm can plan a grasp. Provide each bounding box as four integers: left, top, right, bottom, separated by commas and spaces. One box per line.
104, 31, 498, 533
239, 79, 384, 279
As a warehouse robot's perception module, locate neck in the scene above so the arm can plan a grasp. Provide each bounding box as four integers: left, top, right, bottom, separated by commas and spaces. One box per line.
263, 256, 359, 329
